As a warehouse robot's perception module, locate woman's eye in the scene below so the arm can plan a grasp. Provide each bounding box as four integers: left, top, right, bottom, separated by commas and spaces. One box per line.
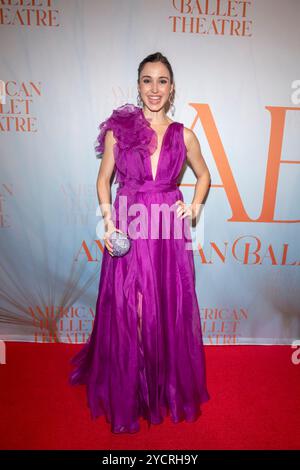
142, 79, 168, 85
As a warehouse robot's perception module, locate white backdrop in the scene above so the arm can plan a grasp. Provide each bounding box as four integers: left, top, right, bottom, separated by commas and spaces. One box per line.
0, 0, 299, 345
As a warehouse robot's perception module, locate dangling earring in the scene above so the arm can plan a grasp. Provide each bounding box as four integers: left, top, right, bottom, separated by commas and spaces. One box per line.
137, 92, 143, 108
169, 93, 175, 116
170, 102, 175, 117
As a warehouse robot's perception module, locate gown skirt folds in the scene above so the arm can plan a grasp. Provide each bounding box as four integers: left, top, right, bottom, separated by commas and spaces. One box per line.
69, 103, 210, 433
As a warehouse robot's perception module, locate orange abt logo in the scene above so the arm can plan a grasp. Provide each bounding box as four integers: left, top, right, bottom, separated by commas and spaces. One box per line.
190, 104, 300, 223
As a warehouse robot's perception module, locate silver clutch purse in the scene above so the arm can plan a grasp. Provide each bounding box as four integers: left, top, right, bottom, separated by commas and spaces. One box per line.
109, 231, 131, 257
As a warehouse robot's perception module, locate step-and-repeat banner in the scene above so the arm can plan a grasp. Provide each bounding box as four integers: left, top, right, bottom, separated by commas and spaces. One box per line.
0, 0, 299, 345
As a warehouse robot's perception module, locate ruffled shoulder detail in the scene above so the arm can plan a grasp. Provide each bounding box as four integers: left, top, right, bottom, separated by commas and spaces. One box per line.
94, 103, 157, 159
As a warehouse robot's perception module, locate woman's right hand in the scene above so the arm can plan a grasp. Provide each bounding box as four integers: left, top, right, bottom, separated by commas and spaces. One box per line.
104, 220, 124, 257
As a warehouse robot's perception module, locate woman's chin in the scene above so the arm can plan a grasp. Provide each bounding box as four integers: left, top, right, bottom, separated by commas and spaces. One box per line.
144, 100, 167, 112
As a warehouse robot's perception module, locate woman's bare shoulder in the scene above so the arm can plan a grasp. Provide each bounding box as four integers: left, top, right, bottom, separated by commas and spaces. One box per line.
183, 126, 199, 151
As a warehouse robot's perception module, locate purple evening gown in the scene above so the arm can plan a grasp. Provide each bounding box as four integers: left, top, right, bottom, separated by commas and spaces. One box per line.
69, 103, 210, 433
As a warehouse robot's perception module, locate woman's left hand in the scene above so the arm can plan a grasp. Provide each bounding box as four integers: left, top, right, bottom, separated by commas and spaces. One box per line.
175, 200, 200, 220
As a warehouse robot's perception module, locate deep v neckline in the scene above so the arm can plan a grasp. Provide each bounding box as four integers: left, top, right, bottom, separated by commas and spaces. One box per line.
140, 109, 176, 182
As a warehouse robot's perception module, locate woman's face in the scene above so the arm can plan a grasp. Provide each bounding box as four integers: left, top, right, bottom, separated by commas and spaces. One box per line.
138, 61, 174, 113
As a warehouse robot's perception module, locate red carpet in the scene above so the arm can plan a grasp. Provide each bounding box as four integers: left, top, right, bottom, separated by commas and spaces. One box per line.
0, 342, 299, 450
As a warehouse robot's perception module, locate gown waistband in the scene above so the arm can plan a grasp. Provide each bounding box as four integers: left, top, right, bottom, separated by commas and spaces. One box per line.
117, 180, 178, 193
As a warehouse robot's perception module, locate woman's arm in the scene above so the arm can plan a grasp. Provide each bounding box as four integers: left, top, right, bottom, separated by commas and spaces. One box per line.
184, 127, 211, 205
177, 127, 211, 220
96, 130, 117, 231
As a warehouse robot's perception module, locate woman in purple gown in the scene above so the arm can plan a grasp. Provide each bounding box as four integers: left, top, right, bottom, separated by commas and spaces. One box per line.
70, 52, 211, 434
